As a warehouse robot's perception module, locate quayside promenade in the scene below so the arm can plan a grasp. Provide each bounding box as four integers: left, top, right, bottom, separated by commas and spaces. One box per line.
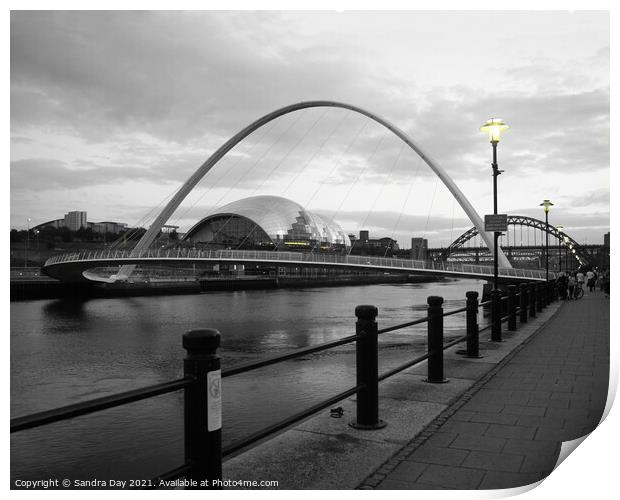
225, 292, 609, 490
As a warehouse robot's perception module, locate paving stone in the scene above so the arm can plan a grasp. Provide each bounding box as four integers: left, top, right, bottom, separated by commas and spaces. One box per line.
417, 464, 485, 489
462, 451, 524, 472
503, 438, 560, 456
479, 470, 545, 489
485, 423, 536, 440
502, 404, 546, 416
404, 444, 468, 467
469, 412, 519, 425
376, 479, 451, 490
440, 420, 489, 435
462, 402, 505, 413
386, 461, 428, 483
450, 410, 475, 422
516, 414, 564, 429
424, 431, 457, 448
519, 453, 557, 474
449, 434, 506, 453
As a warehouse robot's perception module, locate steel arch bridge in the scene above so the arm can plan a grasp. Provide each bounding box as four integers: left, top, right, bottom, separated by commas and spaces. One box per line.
113, 99, 511, 282
440, 215, 591, 266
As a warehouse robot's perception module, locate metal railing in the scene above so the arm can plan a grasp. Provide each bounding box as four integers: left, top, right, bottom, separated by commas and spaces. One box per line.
11, 279, 558, 489
43, 248, 555, 281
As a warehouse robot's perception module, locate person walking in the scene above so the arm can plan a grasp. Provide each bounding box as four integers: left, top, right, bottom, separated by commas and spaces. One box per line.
557, 271, 568, 300
567, 273, 576, 300
586, 270, 596, 292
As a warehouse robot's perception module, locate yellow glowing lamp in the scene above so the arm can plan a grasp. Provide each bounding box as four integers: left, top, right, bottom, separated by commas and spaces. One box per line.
480, 118, 509, 143
540, 199, 554, 213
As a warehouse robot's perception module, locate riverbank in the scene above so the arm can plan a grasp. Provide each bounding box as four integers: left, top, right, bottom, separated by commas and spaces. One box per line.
10, 273, 448, 301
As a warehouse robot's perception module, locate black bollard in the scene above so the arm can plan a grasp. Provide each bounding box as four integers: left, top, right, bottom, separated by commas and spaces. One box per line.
491, 289, 502, 342
183, 329, 222, 489
466, 291, 481, 358
507, 285, 517, 331
350, 305, 386, 429
529, 283, 537, 318
426, 296, 448, 383
549, 280, 556, 304
537, 283, 544, 312
519, 283, 529, 323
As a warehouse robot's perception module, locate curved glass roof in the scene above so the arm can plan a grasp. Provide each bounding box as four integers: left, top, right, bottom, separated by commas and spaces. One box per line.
184, 195, 351, 247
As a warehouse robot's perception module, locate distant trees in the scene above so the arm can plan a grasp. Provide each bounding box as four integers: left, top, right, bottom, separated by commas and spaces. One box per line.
9, 226, 147, 245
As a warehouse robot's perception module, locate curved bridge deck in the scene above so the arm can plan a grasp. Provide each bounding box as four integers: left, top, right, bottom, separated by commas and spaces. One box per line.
43, 249, 554, 284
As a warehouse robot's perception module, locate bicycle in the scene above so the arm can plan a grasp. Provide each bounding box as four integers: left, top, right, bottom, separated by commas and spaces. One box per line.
573, 282, 584, 299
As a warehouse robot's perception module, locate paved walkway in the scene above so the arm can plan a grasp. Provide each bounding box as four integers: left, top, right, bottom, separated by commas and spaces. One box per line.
360, 291, 610, 490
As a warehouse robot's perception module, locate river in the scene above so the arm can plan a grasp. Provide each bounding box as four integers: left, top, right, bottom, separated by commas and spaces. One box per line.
11, 278, 486, 482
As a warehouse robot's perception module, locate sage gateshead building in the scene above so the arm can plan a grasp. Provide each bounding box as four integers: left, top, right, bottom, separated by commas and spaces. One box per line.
183, 195, 351, 252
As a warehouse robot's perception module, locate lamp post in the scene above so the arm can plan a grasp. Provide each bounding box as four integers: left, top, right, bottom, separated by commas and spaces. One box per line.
25, 217, 32, 268
556, 225, 563, 272
480, 118, 509, 342
34, 229, 40, 265
480, 118, 509, 290
539, 200, 553, 282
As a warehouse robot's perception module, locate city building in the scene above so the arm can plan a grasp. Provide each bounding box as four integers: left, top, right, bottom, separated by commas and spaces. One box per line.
89, 221, 129, 234
63, 211, 87, 231
183, 195, 350, 251
349, 230, 399, 256
411, 237, 428, 260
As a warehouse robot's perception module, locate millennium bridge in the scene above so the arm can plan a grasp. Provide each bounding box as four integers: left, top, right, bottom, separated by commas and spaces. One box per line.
42, 248, 554, 284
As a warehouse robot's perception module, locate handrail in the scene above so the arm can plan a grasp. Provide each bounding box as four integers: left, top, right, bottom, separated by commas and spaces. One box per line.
222, 334, 361, 377
11, 377, 194, 433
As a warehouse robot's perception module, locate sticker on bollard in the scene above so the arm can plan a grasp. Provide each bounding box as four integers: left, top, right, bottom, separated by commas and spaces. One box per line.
207, 369, 222, 431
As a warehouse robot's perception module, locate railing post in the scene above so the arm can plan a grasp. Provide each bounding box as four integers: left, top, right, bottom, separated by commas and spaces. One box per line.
426, 296, 448, 383
491, 289, 502, 342
549, 280, 555, 304
529, 282, 537, 318
350, 305, 386, 430
536, 283, 544, 312
466, 291, 481, 358
183, 329, 222, 489
519, 283, 528, 323
507, 285, 517, 331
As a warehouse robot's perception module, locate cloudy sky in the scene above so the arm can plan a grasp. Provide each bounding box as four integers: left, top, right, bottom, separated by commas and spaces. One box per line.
10, 10, 610, 248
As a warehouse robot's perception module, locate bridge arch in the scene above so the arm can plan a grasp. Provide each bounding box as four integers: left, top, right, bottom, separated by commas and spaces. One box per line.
442, 215, 591, 266
121, 101, 511, 278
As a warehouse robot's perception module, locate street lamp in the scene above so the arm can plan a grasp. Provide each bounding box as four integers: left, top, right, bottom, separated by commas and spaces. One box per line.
539, 200, 553, 282
556, 225, 563, 272
25, 217, 32, 268
480, 118, 509, 290
480, 118, 509, 342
